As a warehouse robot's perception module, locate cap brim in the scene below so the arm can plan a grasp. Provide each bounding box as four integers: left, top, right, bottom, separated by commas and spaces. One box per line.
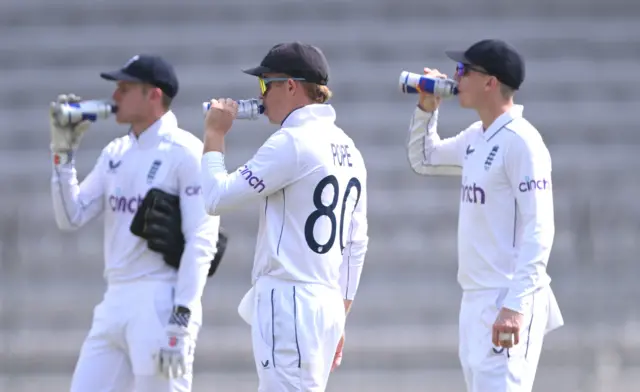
445, 50, 472, 64
99, 70, 144, 83
242, 65, 274, 77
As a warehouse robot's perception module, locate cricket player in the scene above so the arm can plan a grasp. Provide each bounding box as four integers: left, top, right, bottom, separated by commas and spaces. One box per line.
404, 39, 564, 391
200, 42, 369, 391
50, 54, 220, 391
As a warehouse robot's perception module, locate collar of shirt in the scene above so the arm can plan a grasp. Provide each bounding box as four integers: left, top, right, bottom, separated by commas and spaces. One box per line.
280, 103, 336, 128
483, 104, 524, 141
129, 111, 178, 148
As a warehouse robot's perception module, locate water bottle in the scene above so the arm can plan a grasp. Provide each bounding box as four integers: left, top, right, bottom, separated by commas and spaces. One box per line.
53, 100, 117, 126
399, 71, 458, 98
202, 98, 264, 120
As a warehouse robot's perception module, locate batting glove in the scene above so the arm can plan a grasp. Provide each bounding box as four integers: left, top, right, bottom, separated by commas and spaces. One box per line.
154, 305, 195, 379
49, 94, 91, 163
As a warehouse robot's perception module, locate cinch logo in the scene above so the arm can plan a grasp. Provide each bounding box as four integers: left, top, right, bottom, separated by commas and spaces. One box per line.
518, 177, 550, 192
239, 165, 265, 193
185, 186, 201, 196
461, 182, 486, 204
108, 194, 144, 213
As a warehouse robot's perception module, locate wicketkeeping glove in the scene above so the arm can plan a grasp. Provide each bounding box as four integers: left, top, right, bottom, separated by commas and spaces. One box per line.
154, 305, 195, 379
141, 195, 185, 263
49, 94, 91, 157
130, 188, 229, 277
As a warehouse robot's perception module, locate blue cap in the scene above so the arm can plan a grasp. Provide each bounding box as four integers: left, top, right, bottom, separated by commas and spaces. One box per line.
446, 39, 525, 90
100, 54, 179, 98
242, 42, 330, 85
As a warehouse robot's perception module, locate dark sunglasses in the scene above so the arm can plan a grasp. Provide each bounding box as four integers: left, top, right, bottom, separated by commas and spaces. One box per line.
455, 62, 490, 77
259, 77, 305, 94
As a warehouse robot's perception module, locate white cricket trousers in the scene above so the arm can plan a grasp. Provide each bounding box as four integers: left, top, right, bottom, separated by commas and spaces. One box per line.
458, 286, 562, 392
70, 280, 200, 392
251, 276, 345, 392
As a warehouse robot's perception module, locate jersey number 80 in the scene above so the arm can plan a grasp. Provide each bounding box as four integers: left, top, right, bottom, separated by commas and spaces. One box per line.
304, 175, 362, 254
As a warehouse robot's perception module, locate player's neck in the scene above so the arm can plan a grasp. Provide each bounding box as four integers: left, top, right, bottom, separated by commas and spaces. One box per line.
478, 100, 514, 131
130, 113, 164, 137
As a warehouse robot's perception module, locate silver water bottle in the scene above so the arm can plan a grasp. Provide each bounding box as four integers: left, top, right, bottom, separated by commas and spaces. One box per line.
52, 100, 118, 126
399, 71, 458, 98
202, 98, 264, 120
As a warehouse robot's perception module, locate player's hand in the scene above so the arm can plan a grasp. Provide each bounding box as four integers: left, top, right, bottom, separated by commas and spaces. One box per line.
153, 307, 195, 379
49, 93, 91, 153
492, 307, 524, 348
204, 98, 238, 136
331, 333, 345, 372
417, 68, 447, 113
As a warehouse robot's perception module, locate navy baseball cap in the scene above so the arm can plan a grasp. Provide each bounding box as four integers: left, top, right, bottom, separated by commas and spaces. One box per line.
445, 39, 525, 90
243, 42, 330, 85
100, 54, 179, 98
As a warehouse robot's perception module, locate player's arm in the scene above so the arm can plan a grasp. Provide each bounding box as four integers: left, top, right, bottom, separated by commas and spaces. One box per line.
406, 69, 471, 176
502, 134, 555, 314
339, 170, 368, 314
174, 146, 220, 315
406, 107, 475, 176
50, 94, 104, 230
51, 147, 106, 230
201, 130, 299, 215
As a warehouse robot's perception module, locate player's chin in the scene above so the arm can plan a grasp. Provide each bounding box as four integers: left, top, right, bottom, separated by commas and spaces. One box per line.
457, 93, 472, 108
265, 112, 279, 125
114, 113, 131, 124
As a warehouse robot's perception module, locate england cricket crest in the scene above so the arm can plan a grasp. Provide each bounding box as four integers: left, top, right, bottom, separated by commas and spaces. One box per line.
484, 145, 499, 171
147, 160, 162, 184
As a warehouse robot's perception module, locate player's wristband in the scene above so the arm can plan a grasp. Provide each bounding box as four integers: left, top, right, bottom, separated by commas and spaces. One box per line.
168, 305, 191, 328
52, 151, 74, 166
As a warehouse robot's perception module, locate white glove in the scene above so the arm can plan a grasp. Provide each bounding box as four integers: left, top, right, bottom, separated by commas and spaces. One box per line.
154, 307, 195, 379
49, 93, 91, 155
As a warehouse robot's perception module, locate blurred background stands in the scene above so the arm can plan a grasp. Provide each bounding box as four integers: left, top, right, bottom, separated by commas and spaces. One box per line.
0, 0, 639, 390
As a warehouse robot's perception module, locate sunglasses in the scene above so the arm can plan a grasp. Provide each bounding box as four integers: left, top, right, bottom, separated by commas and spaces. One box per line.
259, 77, 305, 94
455, 62, 490, 78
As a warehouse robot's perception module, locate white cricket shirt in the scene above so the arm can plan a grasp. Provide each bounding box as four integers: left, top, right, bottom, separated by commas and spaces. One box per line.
202, 104, 368, 300
406, 105, 554, 314
51, 111, 220, 313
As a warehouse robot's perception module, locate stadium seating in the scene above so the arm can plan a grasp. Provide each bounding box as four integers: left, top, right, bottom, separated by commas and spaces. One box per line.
1, 0, 638, 390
